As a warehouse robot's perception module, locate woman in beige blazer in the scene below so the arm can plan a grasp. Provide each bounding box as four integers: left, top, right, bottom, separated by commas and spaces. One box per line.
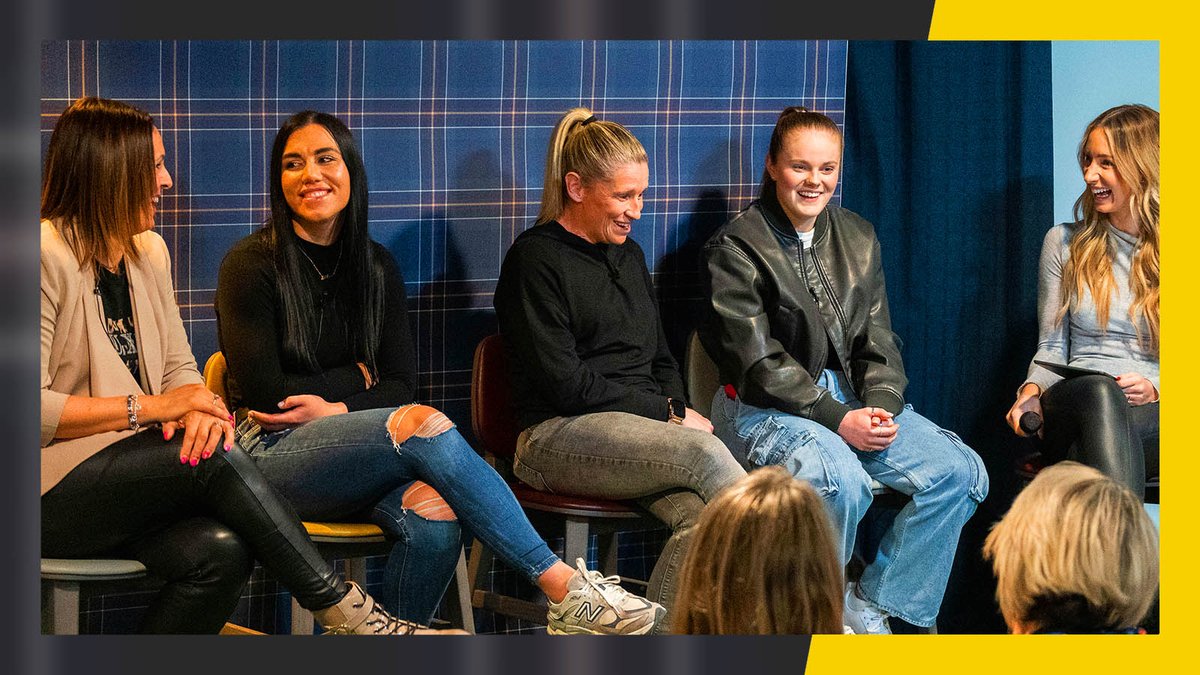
40, 97, 446, 635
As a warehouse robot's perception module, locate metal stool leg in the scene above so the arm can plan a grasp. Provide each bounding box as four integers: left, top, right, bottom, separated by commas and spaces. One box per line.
563, 518, 589, 567
597, 531, 619, 576
43, 581, 81, 635
344, 557, 368, 586
441, 547, 475, 633
291, 597, 314, 635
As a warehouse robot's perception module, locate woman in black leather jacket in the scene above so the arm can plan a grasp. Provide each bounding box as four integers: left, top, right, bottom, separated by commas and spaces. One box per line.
700, 106, 989, 633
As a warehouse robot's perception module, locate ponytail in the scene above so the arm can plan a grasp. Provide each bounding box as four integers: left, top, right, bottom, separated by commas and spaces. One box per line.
536, 107, 647, 225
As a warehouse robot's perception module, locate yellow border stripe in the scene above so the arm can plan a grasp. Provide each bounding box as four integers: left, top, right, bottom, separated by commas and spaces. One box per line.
808, 2, 1191, 674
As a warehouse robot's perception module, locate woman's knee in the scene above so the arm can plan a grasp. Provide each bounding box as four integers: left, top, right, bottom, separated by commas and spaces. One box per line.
204, 523, 253, 571
1057, 374, 1127, 418
387, 405, 456, 446
687, 433, 743, 481
174, 519, 254, 584
398, 509, 464, 557
401, 481, 457, 521
926, 431, 990, 503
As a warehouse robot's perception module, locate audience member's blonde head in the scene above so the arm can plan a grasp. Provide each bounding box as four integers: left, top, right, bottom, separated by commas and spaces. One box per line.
983, 461, 1158, 633
673, 466, 843, 634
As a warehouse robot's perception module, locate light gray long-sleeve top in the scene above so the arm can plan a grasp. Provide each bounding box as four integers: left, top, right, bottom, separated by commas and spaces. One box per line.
1024, 222, 1159, 394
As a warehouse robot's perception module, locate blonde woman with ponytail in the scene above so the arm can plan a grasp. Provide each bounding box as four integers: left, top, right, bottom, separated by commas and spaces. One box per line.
494, 108, 747, 633
1006, 104, 1159, 498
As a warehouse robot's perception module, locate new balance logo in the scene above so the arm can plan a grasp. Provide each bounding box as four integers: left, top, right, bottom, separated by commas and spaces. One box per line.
573, 601, 605, 623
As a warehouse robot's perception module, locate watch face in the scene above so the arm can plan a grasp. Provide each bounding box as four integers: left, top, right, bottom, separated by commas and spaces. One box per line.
669, 398, 686, 419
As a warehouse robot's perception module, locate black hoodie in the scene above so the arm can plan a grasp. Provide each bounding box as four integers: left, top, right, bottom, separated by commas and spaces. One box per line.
494, 222, 686, 432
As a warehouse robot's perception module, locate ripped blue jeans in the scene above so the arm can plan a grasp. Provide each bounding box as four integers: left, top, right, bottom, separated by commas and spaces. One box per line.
238, 406, 558, 624
711, 370, 989, 627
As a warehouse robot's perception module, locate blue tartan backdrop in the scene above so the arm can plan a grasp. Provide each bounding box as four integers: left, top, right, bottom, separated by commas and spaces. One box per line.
41, 39, 847, 432
40, 39, 847, 633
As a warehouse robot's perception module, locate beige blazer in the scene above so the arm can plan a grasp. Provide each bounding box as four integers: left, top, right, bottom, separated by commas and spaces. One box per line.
41, 220, 204, 495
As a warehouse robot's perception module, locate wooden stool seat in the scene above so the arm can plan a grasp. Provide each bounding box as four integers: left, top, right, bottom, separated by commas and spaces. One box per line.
303, 521, 388, 542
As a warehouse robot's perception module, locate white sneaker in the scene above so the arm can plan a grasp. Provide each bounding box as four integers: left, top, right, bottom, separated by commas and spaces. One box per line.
844, 582, 891, 635
545, 558, 665, 635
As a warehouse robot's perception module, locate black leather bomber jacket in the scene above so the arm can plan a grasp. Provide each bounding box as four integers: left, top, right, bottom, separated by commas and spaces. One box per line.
699, 188, 907, 433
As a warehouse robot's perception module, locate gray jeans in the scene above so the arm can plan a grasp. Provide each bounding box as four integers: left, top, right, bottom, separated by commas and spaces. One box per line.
513, 411, 746, 628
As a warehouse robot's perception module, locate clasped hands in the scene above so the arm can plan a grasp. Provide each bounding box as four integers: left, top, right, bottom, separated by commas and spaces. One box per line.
838, 406, 897, 451
148, 384, 235, 466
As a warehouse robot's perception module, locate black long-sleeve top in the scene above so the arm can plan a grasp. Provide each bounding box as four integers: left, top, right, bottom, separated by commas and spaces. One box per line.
494, 222, 686, 432
215, 231, 417, 413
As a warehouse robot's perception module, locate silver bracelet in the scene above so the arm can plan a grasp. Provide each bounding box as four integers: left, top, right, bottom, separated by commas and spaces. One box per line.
126, 393, 142, 431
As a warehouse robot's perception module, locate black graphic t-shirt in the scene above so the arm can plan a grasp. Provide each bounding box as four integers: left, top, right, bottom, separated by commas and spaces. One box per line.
96, 261, 140, 383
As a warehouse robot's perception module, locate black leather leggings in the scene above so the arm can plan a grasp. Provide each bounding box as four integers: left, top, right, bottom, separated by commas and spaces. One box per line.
1040, 374, 1159, 499
42, 430, 345, 633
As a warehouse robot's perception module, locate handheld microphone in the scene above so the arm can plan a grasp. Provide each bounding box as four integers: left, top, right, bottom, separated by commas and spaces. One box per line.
1019, 411, 1043, 435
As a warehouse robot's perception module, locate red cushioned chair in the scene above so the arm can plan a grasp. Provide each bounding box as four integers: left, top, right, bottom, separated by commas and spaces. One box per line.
467, 334, 663, 625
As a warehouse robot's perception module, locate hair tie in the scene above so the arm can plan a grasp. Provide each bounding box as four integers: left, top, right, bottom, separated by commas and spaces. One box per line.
581, 115, 597, 126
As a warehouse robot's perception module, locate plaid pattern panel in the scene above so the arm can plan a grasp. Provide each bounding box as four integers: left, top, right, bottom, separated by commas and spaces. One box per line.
42, 39, 846, 425
41, 40, 846, 634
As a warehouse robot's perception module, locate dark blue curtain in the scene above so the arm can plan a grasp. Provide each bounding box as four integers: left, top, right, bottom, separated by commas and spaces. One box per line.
843, 41, 1054, 632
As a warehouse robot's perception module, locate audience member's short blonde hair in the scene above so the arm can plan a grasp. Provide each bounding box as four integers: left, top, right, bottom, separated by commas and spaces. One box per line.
672, 466, 843, 634
983, 461, 1158, 633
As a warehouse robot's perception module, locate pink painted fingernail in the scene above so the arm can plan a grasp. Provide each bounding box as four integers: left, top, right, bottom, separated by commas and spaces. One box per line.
228, 415, 235, 421
190, 457, 199, 467
180, 455, 188, 464
202, 449, 212, 459
224, 443, 233, 452
163, 430, 169, 441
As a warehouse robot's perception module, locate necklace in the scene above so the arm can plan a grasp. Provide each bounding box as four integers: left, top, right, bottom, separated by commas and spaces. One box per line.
297, 240, 343, 281
97, 257, 125, 275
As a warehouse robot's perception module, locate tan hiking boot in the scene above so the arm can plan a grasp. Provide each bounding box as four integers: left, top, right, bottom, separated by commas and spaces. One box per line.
314, 581, 466, 635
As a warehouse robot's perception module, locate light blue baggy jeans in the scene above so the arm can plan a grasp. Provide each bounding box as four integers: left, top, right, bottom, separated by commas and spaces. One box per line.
711, 370, 988, 627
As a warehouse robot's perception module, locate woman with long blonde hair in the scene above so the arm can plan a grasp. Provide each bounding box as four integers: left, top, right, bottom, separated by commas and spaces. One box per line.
672, 467, 844, 634
1006, 104, 1159, 498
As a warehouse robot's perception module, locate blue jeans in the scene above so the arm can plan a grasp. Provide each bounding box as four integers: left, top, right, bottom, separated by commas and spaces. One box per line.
711, 370, 989, 627
239, 406, 559, 624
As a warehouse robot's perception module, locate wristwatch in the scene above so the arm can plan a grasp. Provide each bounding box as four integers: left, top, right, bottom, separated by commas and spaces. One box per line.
667, 397, 686, 425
